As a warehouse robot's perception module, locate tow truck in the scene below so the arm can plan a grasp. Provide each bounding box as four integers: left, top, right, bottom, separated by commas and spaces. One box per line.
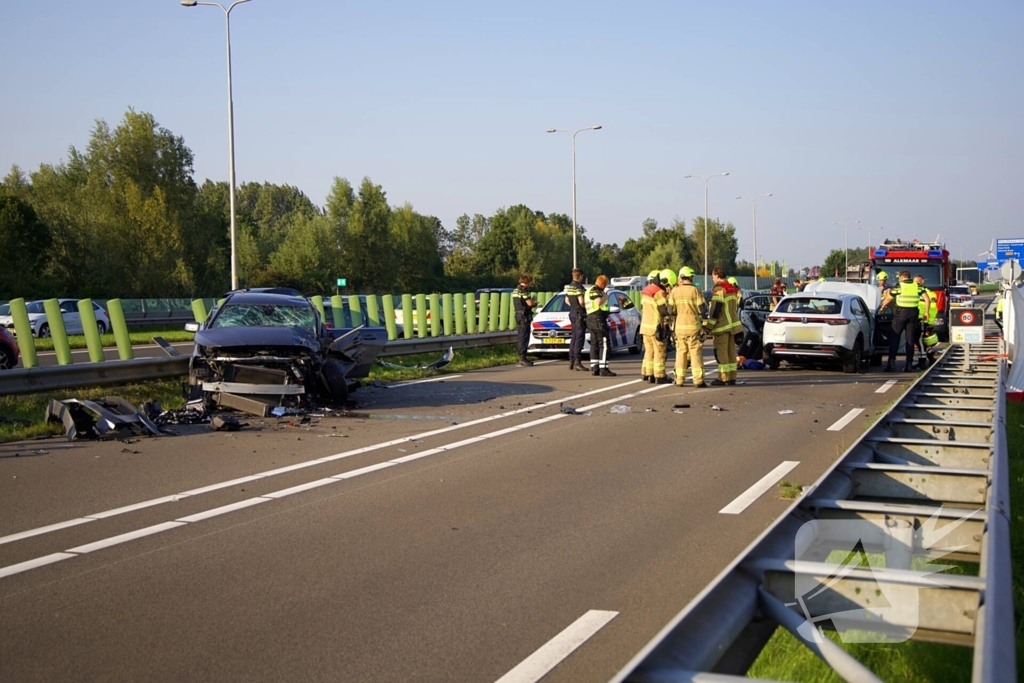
870, 239, 951, 341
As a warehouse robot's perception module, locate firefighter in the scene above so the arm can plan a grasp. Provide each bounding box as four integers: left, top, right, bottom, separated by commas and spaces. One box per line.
564, 268, 587, 371
586, 275, 616, 376
647, 269, 660, 285
914, 274, 939, 368
639, 269, 673, 384
704, 266, 742, 385
512, 275, 535, 367
670, 266, 708, 387
880, 270, 928, 372
876, 271, 891, 293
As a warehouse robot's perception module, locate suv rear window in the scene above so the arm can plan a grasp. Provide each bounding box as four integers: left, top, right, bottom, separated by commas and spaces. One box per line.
776, 298, 842, 315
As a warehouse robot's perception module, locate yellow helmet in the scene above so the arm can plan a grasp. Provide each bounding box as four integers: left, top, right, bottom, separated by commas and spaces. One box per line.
659, 268, 678, 287
647, 270, 660, 283
876, 271, 889, 281
923, 332, 939, 348
679, 266, 695, 279
727, 276, 739, 286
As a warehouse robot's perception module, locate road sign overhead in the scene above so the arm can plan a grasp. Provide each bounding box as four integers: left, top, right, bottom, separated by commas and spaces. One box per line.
995, 238, 1024, 264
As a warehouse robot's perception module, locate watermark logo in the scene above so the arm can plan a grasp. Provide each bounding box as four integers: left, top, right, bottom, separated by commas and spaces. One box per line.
788, 507, 978, 644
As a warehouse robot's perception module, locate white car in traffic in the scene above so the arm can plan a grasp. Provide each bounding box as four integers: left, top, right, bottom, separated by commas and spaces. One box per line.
527, 287, 642, 357
762, 282, 880, 373
948, 285, 974, 308
0, 299, 110, 337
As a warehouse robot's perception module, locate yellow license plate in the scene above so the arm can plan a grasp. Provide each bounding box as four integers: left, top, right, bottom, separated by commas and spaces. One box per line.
543, 338, 567, 344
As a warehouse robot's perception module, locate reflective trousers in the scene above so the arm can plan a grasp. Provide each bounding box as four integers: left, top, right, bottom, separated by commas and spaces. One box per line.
587, 316, 609, 370
713, 332, 737, 381
642, 333, 667, 378
674, 332, 705, 385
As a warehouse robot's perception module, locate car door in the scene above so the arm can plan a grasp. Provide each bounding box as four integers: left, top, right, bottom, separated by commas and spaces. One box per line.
848, 298, 870, 353
59, 299, 82, 334
741, 295, 771, 335
606, 292, 629, 349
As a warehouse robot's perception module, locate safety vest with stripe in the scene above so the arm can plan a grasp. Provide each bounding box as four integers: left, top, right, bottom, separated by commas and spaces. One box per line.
892, 281, 923, 310
669, 283, 705, 334
585, 288, 609, 317
918, 288, 938, 324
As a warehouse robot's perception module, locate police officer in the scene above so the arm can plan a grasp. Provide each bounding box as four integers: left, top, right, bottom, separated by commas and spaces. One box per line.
881, 270, 928, 372
512, 275, 535, 367
564, 268, 587, 371
586, 275, 616, 376
640, 269, 674, 384
705, 267, 743, 385
670, 266, 708, 387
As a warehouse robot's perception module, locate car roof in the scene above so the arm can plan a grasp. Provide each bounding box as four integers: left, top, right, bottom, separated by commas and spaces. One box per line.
223, 292, 312, 306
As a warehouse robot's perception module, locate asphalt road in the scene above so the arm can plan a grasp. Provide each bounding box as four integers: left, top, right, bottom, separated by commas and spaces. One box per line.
0, 348, 919, 682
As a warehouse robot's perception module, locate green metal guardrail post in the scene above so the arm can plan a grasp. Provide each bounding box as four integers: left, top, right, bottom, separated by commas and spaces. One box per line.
330, 295, 345, 328
506, 293, 517, 329
498, 292, 511, 332
488, 292, 501, 331
43, 299, 73, 366
310, 295, 326, 324
366, 296, 381, 326
106, 299, 134, 360
466, 292, 477, 334
536, 292, 547, 308
428, 294, 441, 337
348, 295, 363, 327
382, 295, 398, 340
441, 294, 454, 336
9, 298, 37, 368
453, 293, 465, 335
629, 290, 641, 310
478, 292, 489, 333
77, 299, 104, 363
191, 299, 208, 324
415, 294, 428, 339
401, 294, 414, 339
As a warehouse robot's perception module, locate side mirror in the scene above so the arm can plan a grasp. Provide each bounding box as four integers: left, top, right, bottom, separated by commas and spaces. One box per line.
185, 322, 200, 333
609, 306, 621, 313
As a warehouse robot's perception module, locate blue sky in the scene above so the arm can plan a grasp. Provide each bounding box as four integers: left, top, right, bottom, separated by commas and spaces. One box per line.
3, 1, 1021, 269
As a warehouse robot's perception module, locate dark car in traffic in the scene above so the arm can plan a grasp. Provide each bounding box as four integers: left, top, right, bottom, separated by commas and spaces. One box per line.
0, 327, 19, 370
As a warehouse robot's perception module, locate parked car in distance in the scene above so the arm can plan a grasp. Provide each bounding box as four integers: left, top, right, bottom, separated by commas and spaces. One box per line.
0, 327, 19, 369
762, 282, 881, 373
0, 299, 110, 337
527, 286, 642, 357
949, 285, 975, 308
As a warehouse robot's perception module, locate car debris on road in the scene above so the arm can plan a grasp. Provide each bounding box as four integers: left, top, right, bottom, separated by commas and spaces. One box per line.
46, 397, 164, 441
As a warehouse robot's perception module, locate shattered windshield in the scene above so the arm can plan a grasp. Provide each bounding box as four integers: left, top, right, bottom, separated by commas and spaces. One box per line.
211, 304, 317, 332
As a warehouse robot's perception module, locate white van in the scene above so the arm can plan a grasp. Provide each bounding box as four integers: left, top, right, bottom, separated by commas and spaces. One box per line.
609, 275, 646, 291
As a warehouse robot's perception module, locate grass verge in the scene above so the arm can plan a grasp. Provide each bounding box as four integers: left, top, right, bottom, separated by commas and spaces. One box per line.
746, 400, 1024, 681
27, 327, 194, 353
778, 480, 804, 500
0, 380, 186, 444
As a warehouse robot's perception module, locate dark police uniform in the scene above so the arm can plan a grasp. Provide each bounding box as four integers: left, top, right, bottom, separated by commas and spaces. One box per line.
887, 279, 926, 371
512, 285, 534, 364
564, 281, 587, 370
585, 286, 615, 376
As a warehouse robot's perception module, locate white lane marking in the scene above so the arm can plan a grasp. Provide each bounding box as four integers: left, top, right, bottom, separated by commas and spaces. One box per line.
827, 408, 865, 432
0, 384, 669, 580
875, 379, 898, 394
0, 518, 94, 545
0, 379, 645, 548
388, 375, 464, 388
495, 610, 619, 683
66, 522, 186, 554
532, 360, 557, 365
0, 553, 77, 579
719, 461, 801, 515
175, 498, 270, 523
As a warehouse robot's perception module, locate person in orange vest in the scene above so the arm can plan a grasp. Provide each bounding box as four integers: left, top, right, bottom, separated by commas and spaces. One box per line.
640, 268, 674, 383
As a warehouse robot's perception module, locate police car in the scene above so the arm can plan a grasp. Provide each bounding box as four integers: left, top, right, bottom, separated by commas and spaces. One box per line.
527, 286, 642, 356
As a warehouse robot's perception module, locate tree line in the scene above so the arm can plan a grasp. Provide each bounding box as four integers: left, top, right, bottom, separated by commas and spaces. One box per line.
0, 108, 741, 300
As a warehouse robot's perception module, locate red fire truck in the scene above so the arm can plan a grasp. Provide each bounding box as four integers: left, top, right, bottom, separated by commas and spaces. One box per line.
870, 239, 951, 340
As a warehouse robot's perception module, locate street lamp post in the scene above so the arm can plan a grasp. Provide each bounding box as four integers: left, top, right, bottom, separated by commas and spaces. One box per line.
833, 220, 861, 281
736, 193, 772, 289
181, 0, 253, 291
685, 173, 730, 289
546, 125, 602, 269
861, 225, 883, 255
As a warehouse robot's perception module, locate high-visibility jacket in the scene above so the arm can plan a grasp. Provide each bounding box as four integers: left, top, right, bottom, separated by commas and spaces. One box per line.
709, 282, 741, 334
640, 283, 667, 335
669, 282, 706, 334
585, 287, 609, 317
564, 281, 586, 314
890, 281, 925, 311
918, 288, 938, 324
996, 297, 1005, 320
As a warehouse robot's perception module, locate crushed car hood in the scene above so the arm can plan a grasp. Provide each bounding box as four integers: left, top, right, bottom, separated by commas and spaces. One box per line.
194, 326, 321, 352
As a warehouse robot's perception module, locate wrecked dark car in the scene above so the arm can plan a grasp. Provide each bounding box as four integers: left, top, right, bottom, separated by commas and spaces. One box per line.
185, 291, 387, 416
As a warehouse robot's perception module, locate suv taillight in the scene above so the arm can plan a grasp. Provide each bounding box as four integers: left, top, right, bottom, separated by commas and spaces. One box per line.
824, 318, 850, 325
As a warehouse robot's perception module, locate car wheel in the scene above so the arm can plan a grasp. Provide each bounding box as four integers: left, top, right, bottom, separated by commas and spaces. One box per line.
97, 321, 107, 335
0, 346, 14, 370
629, 329, 642, 355
319, 359, 349, 404
38, 323, 50, 338
843, 339, 863, 374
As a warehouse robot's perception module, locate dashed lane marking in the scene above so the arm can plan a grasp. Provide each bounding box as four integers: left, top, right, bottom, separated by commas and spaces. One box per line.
875, 379, 898, 394
494, 610, 619, 683
827, 408, 865, 432
719, 461, 801, 515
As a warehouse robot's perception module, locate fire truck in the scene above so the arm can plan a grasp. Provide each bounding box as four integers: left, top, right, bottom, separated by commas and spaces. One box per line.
870, 239, 951, 341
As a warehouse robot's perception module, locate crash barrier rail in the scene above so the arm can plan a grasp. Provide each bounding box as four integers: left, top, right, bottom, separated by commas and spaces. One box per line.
613, 327, 1014, 681
0, 331, 517, 397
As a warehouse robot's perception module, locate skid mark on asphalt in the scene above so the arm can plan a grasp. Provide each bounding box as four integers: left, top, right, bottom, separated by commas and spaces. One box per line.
719, 461, 800, 515
827, 408, 865, 431
495, 610, 619, 683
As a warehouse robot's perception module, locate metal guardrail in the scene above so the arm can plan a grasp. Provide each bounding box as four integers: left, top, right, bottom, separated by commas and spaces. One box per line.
0, 332, 518, 396
613, 325, 1015, 681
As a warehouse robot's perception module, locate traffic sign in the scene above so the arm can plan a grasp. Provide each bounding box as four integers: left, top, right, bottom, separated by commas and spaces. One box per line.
995, 238, 1024, 265
336, 278, 347, 287
950, 307, 984, 344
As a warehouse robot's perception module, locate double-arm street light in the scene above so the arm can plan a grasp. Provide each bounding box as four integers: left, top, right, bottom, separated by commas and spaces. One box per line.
833, 220, 861, 281
735, 193, 772, 289
546, 125, 602, 269
181, 0, 253, 291
684, 172, 730, 289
